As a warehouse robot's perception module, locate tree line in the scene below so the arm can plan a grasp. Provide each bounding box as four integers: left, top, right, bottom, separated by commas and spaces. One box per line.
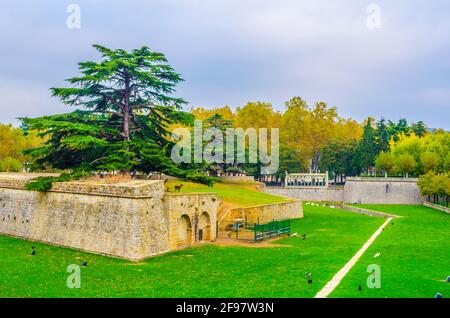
189, 103, 446, 184
0, 44, 447, 192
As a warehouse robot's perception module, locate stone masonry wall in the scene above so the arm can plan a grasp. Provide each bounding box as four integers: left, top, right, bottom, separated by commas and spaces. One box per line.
0, 175, 223, 260
343, 177, 422, 204
0, 174, 302, 260
222, 200, 303, 225
265, 187, 344, 202
265, 178, 421, 205
164, 193, 220, 250
0, 179, 168, 260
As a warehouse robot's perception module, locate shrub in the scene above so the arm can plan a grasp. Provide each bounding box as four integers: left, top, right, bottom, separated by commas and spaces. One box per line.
0, 157, 22, 172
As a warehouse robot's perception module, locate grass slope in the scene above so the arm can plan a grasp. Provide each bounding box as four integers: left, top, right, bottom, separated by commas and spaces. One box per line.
0, 205, 383, 298
166, 180, 290, 207
331, 205, 450, 298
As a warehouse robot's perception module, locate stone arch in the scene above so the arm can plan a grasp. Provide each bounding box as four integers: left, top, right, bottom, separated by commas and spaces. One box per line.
177, 214, 192, 247
198, 212, 211, 241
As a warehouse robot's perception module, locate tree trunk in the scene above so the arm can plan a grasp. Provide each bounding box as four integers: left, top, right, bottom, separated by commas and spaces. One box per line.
122, 71, 131, 141
123, 105, 130, 141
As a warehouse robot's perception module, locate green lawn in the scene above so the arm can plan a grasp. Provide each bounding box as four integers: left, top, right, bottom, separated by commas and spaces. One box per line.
1, 204, 447, 298
166, 180, 290, 207
0, 205, 384, 297
331, 205, 450, 298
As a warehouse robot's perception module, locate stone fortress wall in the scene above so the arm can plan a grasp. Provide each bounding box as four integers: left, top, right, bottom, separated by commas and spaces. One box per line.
0, 174, 220, 260
265, 177, 422, 204
0, 173, 301, 260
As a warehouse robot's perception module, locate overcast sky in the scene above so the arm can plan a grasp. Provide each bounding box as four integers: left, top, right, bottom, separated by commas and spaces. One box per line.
0, 0, 449, 129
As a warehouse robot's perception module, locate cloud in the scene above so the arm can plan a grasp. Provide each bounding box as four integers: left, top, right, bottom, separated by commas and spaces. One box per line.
0, 0, 449, 129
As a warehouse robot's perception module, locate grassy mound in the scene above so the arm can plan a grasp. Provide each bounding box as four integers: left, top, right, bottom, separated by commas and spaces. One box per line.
166, 180, 291, 207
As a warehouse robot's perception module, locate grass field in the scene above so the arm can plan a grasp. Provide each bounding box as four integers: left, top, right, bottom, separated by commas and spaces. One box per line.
0, 204, 448, 298
330, 205, 450, 298
0, 204, 384, 298
166, 180, 290, 207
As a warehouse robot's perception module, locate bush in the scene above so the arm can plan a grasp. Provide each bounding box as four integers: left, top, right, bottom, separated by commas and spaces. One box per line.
395, 154, 417, 177
24, 171, 90, 191
418, 172, 450, 205
375, 152, 395, 176
0, 157, 22, 172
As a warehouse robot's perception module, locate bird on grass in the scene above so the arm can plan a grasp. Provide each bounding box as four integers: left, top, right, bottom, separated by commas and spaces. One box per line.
81, 261, 87, 267
30, 247, 36, 256
358, 286, 362, 291
304, 272, 313, 284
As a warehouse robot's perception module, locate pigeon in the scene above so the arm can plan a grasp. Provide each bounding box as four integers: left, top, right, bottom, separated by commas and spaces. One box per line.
373, 252, 381, 258
303, 272, 313, 284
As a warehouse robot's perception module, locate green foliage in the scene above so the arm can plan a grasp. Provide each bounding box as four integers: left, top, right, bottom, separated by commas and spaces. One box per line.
375, 130, 450, 177
352, 118, 378, 174
411, 121, 427, 137
278, 144, 307, 176
395, 153, 417, 177
420, 151, 440, 173
388, 118, 411, 142
319, 140, 358, 179
0, 157, 22, 172
21, 45, 212, 187
24, 171, 90, 191
375, 152, 396, 176
374, 118, 392, 153
418, 171, 450, 198
0, 124, 42, 165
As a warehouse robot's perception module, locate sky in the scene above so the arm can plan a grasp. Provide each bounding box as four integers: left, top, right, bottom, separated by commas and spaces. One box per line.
0, 0, 449, 129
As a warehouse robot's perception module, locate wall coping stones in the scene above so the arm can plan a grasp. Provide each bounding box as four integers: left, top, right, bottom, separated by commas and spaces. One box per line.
346, 177, 419, 182
164, 192, 218, 197
266, 186, 344, 191
0, 173, 165, 198
423, 201, 450, 214
51, 180, 163, 197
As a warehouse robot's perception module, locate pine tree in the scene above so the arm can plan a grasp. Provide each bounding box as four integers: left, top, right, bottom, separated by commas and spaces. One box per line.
21, 45, 214, 190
